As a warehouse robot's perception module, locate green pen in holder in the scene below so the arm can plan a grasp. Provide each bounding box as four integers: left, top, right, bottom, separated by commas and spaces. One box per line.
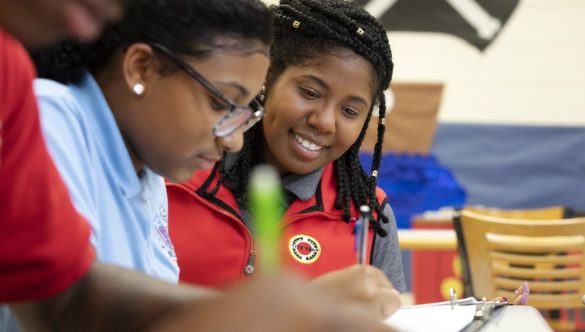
249, 164, 284, 275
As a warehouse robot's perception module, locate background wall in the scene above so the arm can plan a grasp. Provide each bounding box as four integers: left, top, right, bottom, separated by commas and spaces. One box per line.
388, 0, 585, 126
389, 0, 585, 211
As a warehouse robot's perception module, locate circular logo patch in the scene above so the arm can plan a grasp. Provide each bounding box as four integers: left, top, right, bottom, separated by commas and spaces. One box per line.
289, 234, 321, 264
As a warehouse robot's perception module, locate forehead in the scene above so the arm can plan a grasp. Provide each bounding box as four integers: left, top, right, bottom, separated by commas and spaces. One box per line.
185, 45, 270, 93
198, 36, 270, 58
189, 38, 269, 71
284, 48, 377, 98
192, 47, 268, 72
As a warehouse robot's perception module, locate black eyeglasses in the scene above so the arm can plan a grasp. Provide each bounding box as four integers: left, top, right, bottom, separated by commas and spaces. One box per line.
149, 43, 264, 138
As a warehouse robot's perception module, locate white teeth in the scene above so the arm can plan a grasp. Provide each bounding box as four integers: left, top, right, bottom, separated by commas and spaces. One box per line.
294, 134, 323, 152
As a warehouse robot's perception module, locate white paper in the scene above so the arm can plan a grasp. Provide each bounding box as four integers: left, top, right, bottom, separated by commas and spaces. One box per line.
384, 304, 477, 332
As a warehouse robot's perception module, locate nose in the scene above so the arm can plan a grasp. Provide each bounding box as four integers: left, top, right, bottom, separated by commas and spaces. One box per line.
217, 128, 245, 153
307, 103, 336, 135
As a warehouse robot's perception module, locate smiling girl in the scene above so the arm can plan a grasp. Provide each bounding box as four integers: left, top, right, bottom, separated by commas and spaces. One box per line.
167, 0, 406, 295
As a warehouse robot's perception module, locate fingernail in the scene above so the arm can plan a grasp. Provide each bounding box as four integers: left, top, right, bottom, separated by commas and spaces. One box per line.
522, 282, 530, 295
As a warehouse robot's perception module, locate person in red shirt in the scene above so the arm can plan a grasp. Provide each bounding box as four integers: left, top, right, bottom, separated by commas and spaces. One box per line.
0, 24, 95, 305
0, 0, 398, 331
0, 0, 121, 306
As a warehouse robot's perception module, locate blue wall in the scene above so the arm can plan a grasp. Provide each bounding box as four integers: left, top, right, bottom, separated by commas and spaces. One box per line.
432, 124, 585, 211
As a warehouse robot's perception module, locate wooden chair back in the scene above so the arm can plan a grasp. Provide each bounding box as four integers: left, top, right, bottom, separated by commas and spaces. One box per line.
464, 205, 566, 220
456, 209, 585, 310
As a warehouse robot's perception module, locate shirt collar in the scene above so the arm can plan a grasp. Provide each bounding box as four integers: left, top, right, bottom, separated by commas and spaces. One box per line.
281, 167, 324, 201
224, 152, 324, 201
70, 72, 143, 198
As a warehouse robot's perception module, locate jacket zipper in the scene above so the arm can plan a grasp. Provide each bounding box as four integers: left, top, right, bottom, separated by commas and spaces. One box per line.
170, 184, 257, 277
284, 211, 336, 224
170, 184, 345, 275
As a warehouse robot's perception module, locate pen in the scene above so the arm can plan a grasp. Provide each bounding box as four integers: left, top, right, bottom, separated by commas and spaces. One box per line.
355, 205, 370, 264
249, 165, 284, 275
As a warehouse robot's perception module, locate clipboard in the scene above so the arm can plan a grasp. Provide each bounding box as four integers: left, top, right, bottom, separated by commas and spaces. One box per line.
399, 296, 508, 309
451, 293, 510, 332
386, 295, 509, 332
460, 301, 507, 332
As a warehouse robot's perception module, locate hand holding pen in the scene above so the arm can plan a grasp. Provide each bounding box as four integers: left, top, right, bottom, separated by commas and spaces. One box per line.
311, 265, 402, 320
308, 204, 401, 320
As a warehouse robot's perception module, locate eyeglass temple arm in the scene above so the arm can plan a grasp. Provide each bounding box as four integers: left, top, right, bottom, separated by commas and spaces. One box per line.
149, 43, 235, 107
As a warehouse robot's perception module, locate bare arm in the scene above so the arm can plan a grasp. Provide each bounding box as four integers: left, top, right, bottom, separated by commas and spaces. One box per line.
150, 273, 398, 332
11, 262, 396, 332
10, 261, 217, 332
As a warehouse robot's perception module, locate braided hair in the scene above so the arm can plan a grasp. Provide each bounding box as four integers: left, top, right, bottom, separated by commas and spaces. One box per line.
212, 0, 393, 237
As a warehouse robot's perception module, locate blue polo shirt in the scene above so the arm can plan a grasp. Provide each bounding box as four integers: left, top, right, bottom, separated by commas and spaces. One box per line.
35, 73, 179, 283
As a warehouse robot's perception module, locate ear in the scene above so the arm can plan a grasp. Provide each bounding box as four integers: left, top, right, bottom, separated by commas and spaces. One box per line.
122, 43, 156, 96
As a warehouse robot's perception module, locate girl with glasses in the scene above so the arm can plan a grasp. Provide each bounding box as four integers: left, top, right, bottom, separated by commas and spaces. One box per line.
31, 0, 271, 284
168, 0, 405, 319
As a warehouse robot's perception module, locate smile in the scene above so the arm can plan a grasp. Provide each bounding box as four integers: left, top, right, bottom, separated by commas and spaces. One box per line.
293, 133, 324, 152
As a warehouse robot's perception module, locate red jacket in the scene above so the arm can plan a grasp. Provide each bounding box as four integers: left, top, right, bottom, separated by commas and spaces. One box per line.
167, 163, 386, 288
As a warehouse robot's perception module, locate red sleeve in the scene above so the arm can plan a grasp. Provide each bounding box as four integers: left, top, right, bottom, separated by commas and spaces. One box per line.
0, 29, 95, 302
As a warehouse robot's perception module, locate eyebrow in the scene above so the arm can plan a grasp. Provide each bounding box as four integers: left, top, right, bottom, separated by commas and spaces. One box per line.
216, 81, 250, 100
301, 74, 370, 107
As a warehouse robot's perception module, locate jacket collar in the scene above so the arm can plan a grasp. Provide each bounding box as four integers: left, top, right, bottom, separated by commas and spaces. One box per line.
182, 163, 342, 215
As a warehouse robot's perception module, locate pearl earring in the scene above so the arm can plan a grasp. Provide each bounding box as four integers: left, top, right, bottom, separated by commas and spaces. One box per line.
132, 83, 145, 96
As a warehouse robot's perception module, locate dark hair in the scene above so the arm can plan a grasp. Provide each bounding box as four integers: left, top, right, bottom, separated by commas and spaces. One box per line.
213, 0, 393, 237
31, 0, 272, 84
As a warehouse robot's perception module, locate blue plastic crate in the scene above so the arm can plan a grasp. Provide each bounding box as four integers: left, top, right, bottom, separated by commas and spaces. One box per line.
360, 153, 466, 228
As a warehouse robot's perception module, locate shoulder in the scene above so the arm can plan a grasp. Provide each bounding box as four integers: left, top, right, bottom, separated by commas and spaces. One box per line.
375, 185, 388, 202
34, 78, 77, 108
34, 79, 94, 188
34, 78, 70, 95
34, 78, 87, 134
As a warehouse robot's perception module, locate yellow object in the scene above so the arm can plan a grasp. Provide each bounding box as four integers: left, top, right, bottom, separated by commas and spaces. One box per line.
440, 277, 463, 301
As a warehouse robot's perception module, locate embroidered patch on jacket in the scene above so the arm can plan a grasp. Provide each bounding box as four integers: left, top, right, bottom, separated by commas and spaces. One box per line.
289, 234, 321, 264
